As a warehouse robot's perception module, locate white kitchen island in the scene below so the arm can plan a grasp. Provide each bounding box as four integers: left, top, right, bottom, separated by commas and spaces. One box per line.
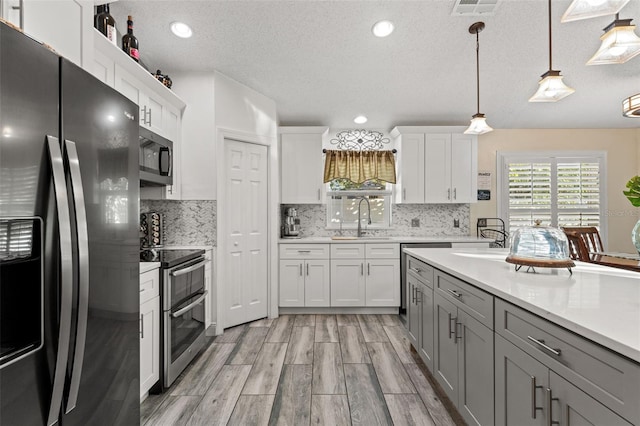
403, 247, 639, 426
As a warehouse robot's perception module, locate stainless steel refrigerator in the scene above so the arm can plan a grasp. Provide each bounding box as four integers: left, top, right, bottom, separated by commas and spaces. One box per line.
0, 22, 140, 425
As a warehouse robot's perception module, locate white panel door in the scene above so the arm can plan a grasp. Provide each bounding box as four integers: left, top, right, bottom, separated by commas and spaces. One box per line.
224, 140, 268, 327
424, 134, 452, 203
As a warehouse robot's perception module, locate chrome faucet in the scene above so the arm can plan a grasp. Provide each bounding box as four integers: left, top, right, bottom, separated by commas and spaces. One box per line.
357, 197, 372, 237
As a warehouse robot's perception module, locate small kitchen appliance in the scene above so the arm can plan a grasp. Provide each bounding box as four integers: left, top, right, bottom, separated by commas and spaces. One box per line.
282, 207, 301, 238
140, 212, 164, 248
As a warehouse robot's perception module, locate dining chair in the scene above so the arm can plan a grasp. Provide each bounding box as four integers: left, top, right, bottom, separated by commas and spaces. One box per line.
561, 227, 604, 254
565, 233, 591, 262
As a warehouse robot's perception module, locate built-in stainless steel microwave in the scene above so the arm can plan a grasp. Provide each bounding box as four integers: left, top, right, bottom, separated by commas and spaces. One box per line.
139, 127, 173, 186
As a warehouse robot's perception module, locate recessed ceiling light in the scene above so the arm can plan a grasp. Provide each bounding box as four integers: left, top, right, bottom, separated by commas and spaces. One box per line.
171, 21, 193, 38
354, 115, 368, 124
372, 20, 394, 37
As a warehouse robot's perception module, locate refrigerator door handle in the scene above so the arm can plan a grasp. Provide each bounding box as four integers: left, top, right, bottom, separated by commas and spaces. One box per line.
45, 136, 74, 426
62, 140, 89, 414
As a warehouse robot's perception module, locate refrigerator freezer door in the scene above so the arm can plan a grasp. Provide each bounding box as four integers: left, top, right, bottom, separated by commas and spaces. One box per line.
59, 59, 140, 425
0, 21, 62, 426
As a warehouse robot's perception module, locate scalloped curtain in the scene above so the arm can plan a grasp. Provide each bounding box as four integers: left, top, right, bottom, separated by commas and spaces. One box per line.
323, 150, 396, 184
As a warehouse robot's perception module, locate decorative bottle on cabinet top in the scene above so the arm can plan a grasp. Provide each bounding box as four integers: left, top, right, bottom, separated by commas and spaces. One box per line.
96, 3, 117, 45
122, 15, 140, 62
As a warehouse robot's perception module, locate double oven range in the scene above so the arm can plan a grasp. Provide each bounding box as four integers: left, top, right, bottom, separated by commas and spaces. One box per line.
140, 248, 207, 389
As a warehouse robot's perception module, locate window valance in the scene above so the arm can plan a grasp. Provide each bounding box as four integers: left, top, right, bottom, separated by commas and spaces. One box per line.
323, 150, 396, 184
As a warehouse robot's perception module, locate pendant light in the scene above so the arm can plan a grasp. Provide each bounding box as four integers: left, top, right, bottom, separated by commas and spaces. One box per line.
529, 0, 575, 102
464, 22, 493, 136
561, 0, 630, 23
587, 14, 640, 65
623, 93, 640, 117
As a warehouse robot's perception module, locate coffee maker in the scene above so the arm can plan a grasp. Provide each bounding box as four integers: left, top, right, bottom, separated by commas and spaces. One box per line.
282, 207, 301, 238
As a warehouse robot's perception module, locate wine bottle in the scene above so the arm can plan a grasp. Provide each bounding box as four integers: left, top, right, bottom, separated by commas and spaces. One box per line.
94, 5, 105, 30
96, 4, 117, 45
122, 15, 140, 62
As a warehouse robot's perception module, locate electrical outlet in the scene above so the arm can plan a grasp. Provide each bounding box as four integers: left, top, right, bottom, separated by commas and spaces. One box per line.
411, 218, 420, 227
477, 218, 487, 227
454, 219, 460, 228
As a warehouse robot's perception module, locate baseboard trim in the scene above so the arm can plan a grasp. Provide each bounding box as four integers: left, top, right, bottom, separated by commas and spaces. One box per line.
279, 306, 399, 315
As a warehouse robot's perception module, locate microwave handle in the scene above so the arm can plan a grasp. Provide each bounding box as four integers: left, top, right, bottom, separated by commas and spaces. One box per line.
159, 147, 171, 176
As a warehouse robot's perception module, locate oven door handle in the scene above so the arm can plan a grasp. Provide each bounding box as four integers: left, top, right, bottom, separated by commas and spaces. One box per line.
172, 291, 208, 318
171, 259, 207, 277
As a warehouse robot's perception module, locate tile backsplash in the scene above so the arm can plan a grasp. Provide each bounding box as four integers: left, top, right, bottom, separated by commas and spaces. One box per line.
282, 203, 471, 238
140, 200, 217, 246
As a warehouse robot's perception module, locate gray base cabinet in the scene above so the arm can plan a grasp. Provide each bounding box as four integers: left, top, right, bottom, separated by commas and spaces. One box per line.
496, 335, 633, 426
406, 257, 435, 371
404, 255, 640, 426
434, 292, 494, 426
417, 282, 434, 369
406, 274, 421, 346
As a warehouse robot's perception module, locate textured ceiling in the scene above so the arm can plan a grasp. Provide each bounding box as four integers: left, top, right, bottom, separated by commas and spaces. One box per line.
110, 0, 640, 130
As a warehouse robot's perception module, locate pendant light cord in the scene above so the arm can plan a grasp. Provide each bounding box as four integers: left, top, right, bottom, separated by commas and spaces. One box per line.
476, 29, 480, 114
548, 0, 552, 70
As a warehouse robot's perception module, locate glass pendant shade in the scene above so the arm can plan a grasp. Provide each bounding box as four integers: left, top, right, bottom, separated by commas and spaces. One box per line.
623, 93, 640, 117
464, 114, 493, 135
561, 0, 630, 22
529, 71, 575, 102
587, 20, 640, 65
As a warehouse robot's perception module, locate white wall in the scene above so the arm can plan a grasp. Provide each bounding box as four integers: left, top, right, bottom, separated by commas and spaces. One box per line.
213, 71, 280, 324
471, 129, 639, 253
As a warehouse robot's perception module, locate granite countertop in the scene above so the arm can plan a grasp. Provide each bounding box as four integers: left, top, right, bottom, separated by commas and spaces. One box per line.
404, 247, 640, 363
279, 236, 491, 244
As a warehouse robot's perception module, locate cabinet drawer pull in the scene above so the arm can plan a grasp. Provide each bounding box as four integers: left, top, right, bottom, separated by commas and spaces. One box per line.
453, 188, 457, 200
361, 263, 364, 276
527, 336, 562, 356
412, 286, 417, 304
367, 263, 370, 275
297, 250, 311, 253
317, 189, 321, 201
306, 263, 309, 276
446, 288, 462, 298
447, 188, 451, 200
531, 376, 543, 419
415, 288, 421, 304
410, 267, 421, 273
299, 264, 303, 276
448, 313, 456, 339
140, 315, 144, 339
546, 388, 559, 426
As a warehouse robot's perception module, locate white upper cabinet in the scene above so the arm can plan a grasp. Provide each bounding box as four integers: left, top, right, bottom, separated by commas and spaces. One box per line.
391, 127, 478, 204
280, 127, 328, 204
17, 0, 93, 68
394, 133, 425, 204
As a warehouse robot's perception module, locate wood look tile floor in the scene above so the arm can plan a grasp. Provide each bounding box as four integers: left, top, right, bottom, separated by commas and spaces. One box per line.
141, 314, 459, 426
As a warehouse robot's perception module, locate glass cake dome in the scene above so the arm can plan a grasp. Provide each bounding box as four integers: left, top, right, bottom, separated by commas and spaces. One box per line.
506, 221, 574, 272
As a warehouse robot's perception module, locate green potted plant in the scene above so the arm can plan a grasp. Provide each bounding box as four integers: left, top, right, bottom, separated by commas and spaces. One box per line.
623, 176, 640, 254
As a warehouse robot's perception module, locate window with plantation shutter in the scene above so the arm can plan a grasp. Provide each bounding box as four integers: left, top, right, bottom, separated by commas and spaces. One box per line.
498, 152, 606, 241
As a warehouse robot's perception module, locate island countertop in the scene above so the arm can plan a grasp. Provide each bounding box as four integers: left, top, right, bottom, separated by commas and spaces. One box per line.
279, 235, 491, 244
403, 247, 640, 363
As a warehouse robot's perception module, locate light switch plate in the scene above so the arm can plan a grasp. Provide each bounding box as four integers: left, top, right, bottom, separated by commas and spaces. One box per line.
411, 218, 420, 227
